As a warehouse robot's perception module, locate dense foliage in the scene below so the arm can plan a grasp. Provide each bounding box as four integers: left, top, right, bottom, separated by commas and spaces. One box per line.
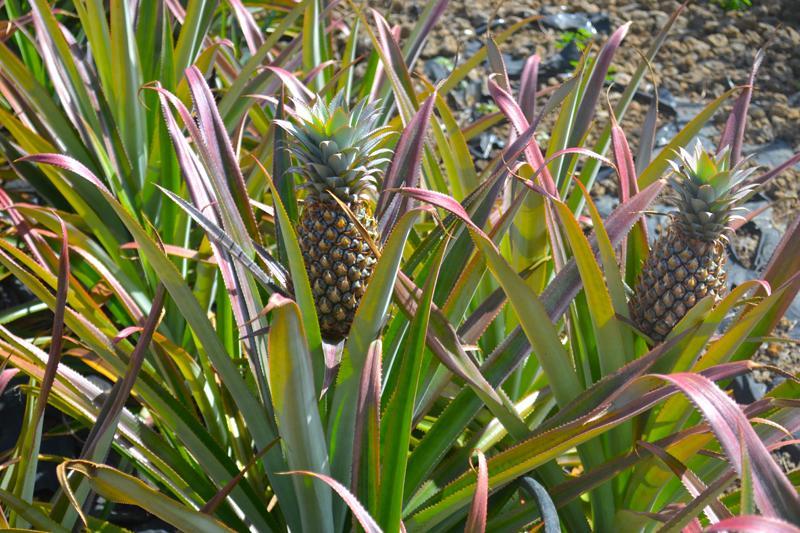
0, 1, 798, 532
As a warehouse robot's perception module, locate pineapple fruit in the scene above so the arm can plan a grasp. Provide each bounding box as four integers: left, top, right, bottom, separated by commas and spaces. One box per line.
278, 94, 392, 342
630, 143, 757, 342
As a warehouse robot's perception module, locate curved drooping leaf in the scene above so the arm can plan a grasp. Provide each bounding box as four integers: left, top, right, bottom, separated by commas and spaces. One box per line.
58, 461, 234, 533
519, 477, 560, 533
405, 363, 769, 531
20, 153, 289, 529
284, 471, 382, 533
651, 374, 800, 524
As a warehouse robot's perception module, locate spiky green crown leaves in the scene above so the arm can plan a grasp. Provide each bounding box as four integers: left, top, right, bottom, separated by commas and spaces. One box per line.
276, 93, 393, 204
666, 142, 759, 241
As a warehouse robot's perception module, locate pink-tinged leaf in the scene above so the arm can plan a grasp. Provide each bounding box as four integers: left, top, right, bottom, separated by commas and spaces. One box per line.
369, 8, 416, 119
718, 49, 764, 164
263, 66, 314, 103
376, 93, 434, 236
635, 96, 659, 175
551, 397, 797, 511
704, 516, 800, 533
157, 186, 286, 293
636, 441, 732, 524
651, 373, 800, 523
32, 215, 69, 423
458, 263, 537, 344
303, 60, 337, 87
406, 362, 757, 531
609, 111, 648, 264
394, 186, 485, 238
486, 39, 511, 93
541, 326, 693, 432
610, 115, 637, 205
225, 0, 264, 54
202, 438, 280, 514
519, 55, 540, 123
80, 285, 166, 461
571, 23, 630, 144
769, 439, 800, 453
112, 326, 143, 344
737, 210, 800, 354
465, 451, 488, 533
351, 339, 382, 513
393, 271, 507, 410
654, 469, 736, 532
284, 471, 382, 533
19, 153, 107, 191
487, 77, 557, 196
0, 368, 18, 396
322, 342, 340, 396
740, 426, 756, 516
540, 178, 665, 321
184, 67, 260, 242
0, 187, 48, 267
164, 71, 292, 391
520, 146, 617, 191
403, 0, 449, 68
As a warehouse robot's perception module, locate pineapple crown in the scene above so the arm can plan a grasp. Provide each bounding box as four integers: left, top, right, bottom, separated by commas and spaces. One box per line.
666, 142, 759, 242
276, 92, 394, 204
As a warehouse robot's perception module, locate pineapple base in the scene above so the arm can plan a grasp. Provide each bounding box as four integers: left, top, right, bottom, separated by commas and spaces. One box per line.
630, 225, 727, 342
298, 196, 379, 342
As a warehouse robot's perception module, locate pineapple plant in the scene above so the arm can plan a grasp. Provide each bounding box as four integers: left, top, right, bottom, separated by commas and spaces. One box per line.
278, 94, 392, 342
630, 142, 758, 342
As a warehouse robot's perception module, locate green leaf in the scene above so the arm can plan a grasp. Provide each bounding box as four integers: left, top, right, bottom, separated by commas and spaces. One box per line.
474, 228, 582, 407
0, 489, 68, 533
553, 199, 626, 377
378, 234, 446, 532
267, 295, 333, 533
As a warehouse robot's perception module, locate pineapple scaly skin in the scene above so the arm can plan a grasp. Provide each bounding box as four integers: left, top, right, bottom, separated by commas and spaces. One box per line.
630, 143, 757, 343
630, 223, 727, 342
299, 197, 378, 342
278, 93, 391, 342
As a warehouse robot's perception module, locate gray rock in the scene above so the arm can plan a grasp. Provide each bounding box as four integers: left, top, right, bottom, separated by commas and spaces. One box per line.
541, 12, 596, 33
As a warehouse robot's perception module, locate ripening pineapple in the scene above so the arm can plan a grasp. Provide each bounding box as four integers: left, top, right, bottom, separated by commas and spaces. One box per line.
278, 94, 392, 342
630, 143, 757, 342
